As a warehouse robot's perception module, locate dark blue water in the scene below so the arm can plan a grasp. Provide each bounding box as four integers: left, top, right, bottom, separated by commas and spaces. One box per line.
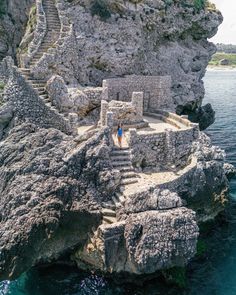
1, 70, 236, 295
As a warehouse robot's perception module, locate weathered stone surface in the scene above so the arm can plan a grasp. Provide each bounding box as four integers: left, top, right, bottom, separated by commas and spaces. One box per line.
15, 0, 223, 128
0, 0, 34, 60
0, 123, 117, 280
124, 208, 198, 273
46, 75, 74, 112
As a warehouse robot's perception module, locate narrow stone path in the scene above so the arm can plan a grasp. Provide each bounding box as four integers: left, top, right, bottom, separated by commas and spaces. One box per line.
101, 146, 138, 225
18, 0, 70, 123
30, 0, 61, 67
19, 68, 69, 123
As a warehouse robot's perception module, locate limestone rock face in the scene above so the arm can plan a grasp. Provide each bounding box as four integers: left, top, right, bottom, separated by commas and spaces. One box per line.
0, 0, 34, 60
46, 75, 74, 112
124, 208, 198, 274
50, 0, 222, 129
0, 123, 118, 280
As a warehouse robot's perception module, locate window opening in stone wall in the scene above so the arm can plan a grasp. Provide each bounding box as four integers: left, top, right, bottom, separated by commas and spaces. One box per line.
116, 92, 120, 101
144, 91, 151, 111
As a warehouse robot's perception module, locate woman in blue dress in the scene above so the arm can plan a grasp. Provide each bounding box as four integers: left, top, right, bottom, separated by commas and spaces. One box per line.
117, 123, 123, 148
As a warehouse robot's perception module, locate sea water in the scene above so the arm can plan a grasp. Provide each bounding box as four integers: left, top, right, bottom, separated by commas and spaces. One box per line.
1, 70, 236, 295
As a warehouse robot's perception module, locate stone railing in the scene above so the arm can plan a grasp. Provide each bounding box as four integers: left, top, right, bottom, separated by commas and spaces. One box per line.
1, 57, 72, 134
19, 0, 47, 68
127, 111, 199, 171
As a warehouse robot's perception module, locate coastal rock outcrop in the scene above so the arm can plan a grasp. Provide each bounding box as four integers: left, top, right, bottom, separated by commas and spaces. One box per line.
0, 123, 118, 280
0, 0, 233, 284
15, 0, 223, 129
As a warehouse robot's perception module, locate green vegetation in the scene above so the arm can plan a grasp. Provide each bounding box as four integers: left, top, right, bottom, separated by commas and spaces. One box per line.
196, 239, 207, 256
0, 82, 5, 90
90, 0, 111, 21
216, 43, 236, 54
0, 1, 6, 19
209, 53, 236, 67
163, 267, 187, 288
194, 0, 205, 10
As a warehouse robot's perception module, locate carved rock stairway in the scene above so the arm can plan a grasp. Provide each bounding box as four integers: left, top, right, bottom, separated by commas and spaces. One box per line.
30, 0, 61, 67
101, 147, 138, 225
19, 68, 69, 122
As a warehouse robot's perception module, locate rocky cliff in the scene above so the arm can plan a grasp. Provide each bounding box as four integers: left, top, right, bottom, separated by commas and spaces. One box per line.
0, 0, 233, 284
0, 0, 222, 129
0, 0, 34, 60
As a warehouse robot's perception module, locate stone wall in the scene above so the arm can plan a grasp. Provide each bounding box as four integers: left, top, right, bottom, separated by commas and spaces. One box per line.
19, 0, 47, 67
102, 75, 172, 112
100, 92, 144, 127
0, 57, 72, 135
127, 112, 199, 171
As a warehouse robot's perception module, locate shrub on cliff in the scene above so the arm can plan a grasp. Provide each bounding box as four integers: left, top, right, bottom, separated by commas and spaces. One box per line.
194, 0, 206, 10
0, 2, 5, 19
90, 0, 111, 20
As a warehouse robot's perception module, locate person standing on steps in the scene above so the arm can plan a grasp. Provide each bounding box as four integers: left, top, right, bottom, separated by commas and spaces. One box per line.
117, 123, 123, 149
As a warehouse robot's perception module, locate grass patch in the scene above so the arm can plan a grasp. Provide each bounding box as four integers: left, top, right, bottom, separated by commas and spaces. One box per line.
209, 53, 236, 67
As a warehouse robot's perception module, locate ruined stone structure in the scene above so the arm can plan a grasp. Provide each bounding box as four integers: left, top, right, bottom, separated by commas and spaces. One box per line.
0, 0, 234, 284
100, 91, 146, 127
102, 76, 172, 112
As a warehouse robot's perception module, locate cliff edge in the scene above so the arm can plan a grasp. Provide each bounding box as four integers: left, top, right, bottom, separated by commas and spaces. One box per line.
0, 0, 233, 283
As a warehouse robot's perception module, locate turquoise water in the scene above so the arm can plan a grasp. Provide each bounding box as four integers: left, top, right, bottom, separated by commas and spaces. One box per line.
1, 70, 236, 294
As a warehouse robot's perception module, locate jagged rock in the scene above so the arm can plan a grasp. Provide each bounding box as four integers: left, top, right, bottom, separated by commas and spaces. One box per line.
15, 0, 223, 129
186, 103, 216, 130
124, 208, 198, 273
0, 0, 34, 60
224, 163, 236, 180
69, 89, 91, 117
46, 75, 74, 112
0, 123, 118, 280
157, 189, 182, 210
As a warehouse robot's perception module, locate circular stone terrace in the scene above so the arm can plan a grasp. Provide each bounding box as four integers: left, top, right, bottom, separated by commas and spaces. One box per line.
110, 110, 199, 198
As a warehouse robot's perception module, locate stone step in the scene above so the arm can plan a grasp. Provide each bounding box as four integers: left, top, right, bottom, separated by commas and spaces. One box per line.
113, 147, 130, 151
111, 156, 131, 162
121, 171, 137, 179
112, 161, 132, 168
111, 150, 130, 156
119, 167, 135, 173
112, 195, 121, 207
40, 94, 49, 100
101, 208, 116, 217
38, 91, 47, 96
115, 192, 125, 204
103, 216, 117, 225
19, 68, 30, 72
28, 79, 46, 84
120, 178, 138, 185
101, 201, 116, 210
34, 87, 45, 91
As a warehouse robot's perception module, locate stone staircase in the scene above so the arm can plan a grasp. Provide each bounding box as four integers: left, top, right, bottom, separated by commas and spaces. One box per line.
101, 146, 138, 225
19, 68, 69, 123
17, 0, 71, 122
30, 0, 61, 67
